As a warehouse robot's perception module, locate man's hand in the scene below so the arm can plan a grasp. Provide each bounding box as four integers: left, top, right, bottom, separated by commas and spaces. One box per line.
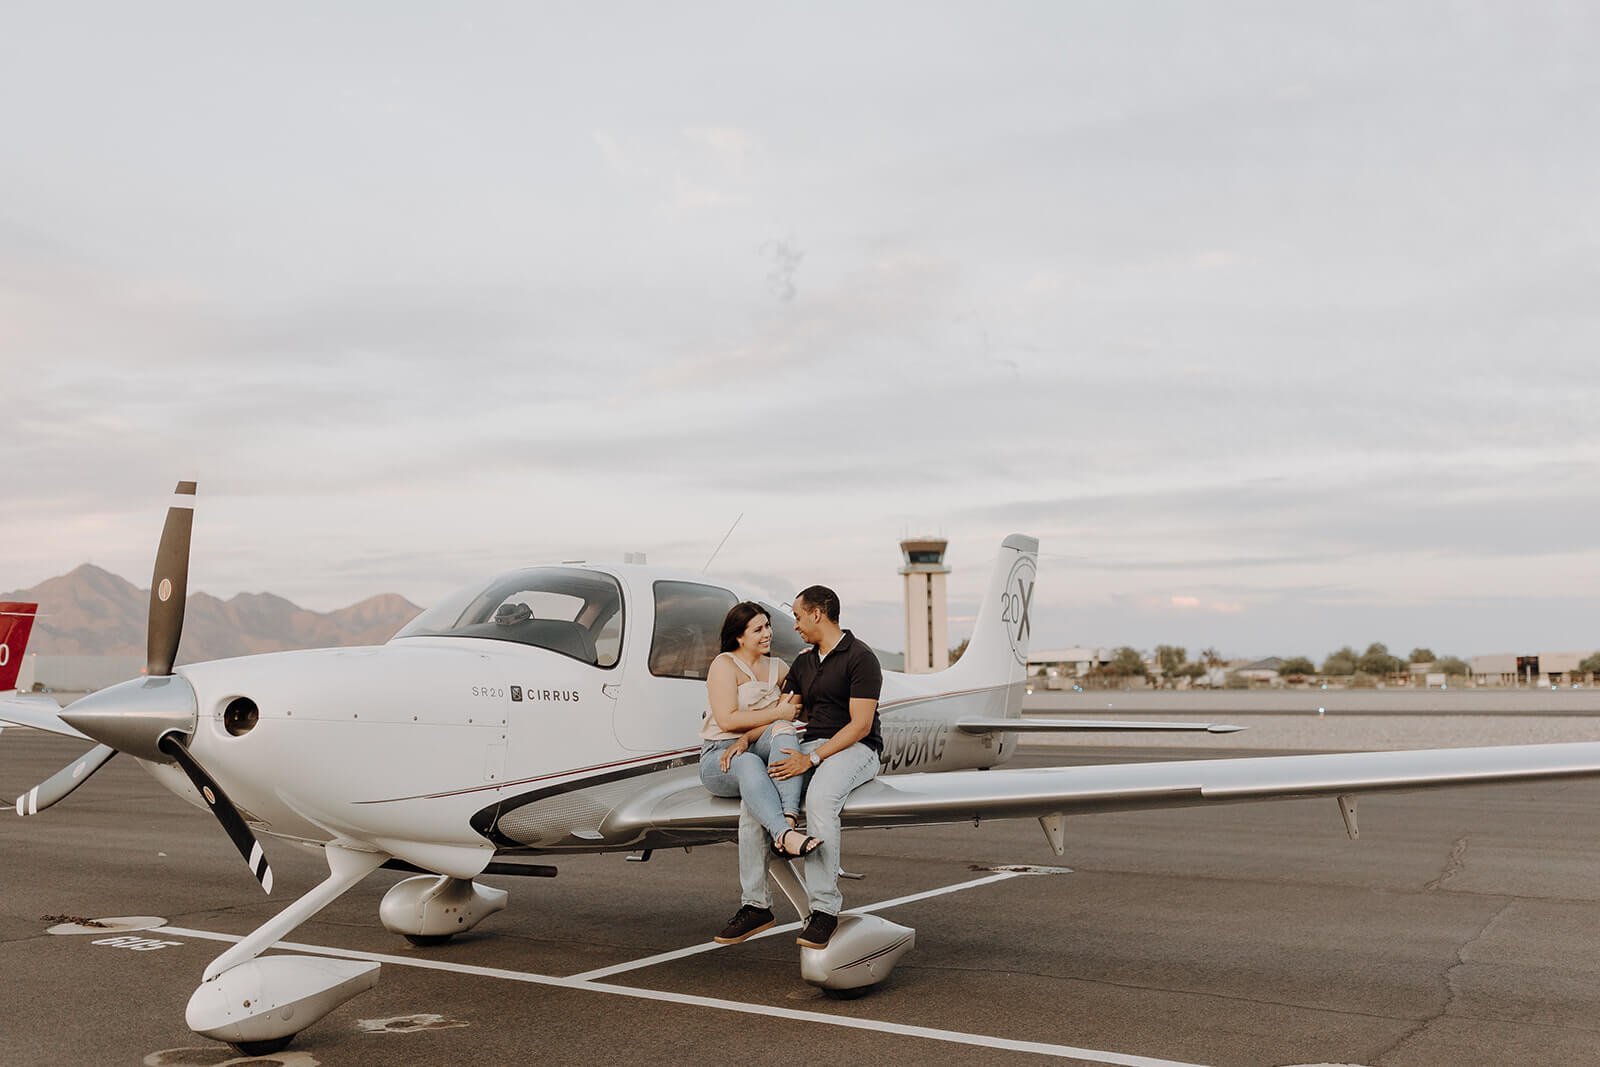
769, 748, 812, 781
770, 694, 800, 722
719, 736, 750, 773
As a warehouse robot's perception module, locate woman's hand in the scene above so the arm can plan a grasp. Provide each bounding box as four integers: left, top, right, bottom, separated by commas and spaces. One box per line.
719, 736, 750, 773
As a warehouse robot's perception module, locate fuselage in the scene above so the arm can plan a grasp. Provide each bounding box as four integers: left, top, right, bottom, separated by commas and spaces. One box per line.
156, 563, 1024, 874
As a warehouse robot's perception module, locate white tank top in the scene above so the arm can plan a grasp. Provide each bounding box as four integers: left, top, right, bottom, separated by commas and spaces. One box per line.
701, 653, 786, 742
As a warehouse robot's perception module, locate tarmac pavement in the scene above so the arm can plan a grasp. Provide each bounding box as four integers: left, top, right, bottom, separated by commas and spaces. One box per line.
4, 724, 1600, 1066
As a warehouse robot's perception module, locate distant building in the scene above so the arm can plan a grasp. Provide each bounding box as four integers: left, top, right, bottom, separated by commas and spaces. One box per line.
899, 537, 950, 674
1028, 647, 1112, 686
1235, 657, 1284, 686
1471, 651, 1596, 687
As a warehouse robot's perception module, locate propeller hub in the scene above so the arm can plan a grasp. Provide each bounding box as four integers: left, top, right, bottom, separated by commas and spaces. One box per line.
60, 675, 198, 762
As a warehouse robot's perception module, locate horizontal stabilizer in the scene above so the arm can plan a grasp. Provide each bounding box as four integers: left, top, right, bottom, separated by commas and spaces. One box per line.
957, 717, 1245, 735
0, 695, 91, 741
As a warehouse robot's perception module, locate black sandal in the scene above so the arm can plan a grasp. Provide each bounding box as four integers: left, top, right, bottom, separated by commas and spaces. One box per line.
771, 828, 823, 858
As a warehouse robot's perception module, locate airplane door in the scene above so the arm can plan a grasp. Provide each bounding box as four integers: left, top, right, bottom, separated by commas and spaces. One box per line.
614, 579, 738, 752
449, 567, 629, 783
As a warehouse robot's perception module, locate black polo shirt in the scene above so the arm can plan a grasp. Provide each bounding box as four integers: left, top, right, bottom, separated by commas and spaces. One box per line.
783, 630, 884, 753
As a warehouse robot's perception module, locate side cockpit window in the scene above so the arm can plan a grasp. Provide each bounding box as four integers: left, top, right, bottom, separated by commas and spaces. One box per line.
649, 581, 737, 680
394, 567, 624, 668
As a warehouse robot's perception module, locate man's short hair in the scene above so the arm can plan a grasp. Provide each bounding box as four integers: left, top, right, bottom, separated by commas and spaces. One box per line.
794, 585, 840, 623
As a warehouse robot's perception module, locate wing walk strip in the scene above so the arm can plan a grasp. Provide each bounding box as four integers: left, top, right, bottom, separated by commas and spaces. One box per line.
162, 871, 1210, 1067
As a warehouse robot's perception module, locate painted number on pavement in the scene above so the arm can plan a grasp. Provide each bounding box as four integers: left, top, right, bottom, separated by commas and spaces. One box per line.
92, 936, 184, 952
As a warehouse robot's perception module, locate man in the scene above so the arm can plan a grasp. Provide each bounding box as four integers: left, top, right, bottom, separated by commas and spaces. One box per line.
715, 585, 883, 949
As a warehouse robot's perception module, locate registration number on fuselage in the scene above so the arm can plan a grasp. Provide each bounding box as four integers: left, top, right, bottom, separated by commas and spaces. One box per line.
879, 720, 950, 772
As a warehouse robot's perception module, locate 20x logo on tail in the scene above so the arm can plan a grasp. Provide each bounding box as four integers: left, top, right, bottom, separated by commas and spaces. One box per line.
999, 554, 1036, 667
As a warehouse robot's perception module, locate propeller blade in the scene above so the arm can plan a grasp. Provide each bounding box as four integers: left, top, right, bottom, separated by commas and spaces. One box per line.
157, 734, 273, 895
15, 744, 117, 816
147, 480, 196, 678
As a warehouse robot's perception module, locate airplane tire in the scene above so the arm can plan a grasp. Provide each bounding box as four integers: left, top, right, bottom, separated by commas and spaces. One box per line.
230, 1036, 293, 1056
404, 933, 454, 946
821, 984, 873, 1000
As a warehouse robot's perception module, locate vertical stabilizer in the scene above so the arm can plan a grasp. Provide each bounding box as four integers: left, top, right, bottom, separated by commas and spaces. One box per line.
0, 603, 39, 692
943, 536, 1038, 703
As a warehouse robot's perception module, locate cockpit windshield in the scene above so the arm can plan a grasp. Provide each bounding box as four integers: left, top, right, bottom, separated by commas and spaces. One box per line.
394, 567, 623, 668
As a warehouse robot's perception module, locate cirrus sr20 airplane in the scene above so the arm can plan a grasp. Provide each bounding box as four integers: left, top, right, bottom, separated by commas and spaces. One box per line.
6, 482, 1600, 1056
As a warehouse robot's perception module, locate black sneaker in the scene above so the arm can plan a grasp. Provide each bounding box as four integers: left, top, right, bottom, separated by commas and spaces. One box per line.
796, 911, 838, 949
714, 905, 775, 944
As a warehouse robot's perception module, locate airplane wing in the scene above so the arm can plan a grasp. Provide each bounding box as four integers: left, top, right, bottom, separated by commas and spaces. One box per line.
0, 695, 91, 741
598, 741, 1600, 843
956, 717, 1244, 734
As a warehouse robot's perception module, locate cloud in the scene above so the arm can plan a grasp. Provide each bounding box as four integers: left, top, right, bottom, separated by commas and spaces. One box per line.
761, 237, 804, 302
672, 174, 737, 212
682, 126, 754, 170
7, 5, 1600, 659
592, 131, 629, 173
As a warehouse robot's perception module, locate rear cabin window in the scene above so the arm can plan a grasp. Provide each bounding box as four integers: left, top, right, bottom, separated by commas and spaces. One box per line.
649, 581, 737, 680
394, 567, 624, 668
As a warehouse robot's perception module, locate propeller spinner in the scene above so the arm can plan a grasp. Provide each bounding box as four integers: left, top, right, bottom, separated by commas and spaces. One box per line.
16, 481, 274, 894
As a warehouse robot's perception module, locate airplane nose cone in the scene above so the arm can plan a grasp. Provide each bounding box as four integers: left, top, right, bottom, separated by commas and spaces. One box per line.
60, 675, 197, 762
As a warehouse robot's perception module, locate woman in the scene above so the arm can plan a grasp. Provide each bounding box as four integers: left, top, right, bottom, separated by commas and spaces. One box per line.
699, 601, 820, 857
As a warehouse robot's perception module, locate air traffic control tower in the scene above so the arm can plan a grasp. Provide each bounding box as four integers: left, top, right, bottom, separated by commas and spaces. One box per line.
899, 537, 950, 674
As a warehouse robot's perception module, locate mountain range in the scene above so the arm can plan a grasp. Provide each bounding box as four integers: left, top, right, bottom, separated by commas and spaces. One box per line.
3, 564, 422, 663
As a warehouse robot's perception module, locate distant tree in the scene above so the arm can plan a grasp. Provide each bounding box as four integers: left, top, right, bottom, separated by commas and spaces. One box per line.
1154, 645, 1186, 687
1358, 642, 1403, 677
1408, 648, 1436, 664
1435, 656, 1470, 676
1108, 646, 1148, 677
1280, 655, 1316, 679
948, 637, 970, 665
1200, 647, 1225, 669
1579, 652, 1600, 675
1322, 646, 1358, 675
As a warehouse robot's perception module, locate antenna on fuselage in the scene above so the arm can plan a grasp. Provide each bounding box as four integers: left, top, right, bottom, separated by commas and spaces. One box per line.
702, 513, 744, 573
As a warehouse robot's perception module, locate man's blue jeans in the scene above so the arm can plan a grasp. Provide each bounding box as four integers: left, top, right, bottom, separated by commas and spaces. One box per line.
738, 738, 879, 916
700, 725, 802, 841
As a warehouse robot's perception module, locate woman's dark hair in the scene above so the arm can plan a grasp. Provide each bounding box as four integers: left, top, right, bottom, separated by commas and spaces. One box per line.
720, 601, 770, 653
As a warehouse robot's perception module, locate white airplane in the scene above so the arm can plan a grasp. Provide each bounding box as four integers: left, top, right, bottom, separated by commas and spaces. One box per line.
9, 482, 1600, 1057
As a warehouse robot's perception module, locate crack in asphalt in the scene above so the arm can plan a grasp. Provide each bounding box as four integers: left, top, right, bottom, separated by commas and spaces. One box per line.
1370, 897, 1516, 1064
1423, 836, 1470, 891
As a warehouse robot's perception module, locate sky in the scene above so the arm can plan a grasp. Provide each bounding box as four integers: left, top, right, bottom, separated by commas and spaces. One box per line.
3, 2, 1598, 663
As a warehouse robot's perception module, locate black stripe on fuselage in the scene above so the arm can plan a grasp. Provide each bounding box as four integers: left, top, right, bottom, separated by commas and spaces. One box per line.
470, 751, 699, 848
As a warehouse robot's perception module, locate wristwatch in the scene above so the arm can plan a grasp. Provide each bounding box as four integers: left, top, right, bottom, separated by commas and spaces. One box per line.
808, 752, 823, 767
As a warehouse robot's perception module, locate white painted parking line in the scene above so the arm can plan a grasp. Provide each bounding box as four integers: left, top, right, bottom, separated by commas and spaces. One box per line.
571, 869, 1024, 982
853, 870, 1023, 914
574, 982, 1208, 1067
565, 918, 804, 982
162, 924, 1208, 1066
